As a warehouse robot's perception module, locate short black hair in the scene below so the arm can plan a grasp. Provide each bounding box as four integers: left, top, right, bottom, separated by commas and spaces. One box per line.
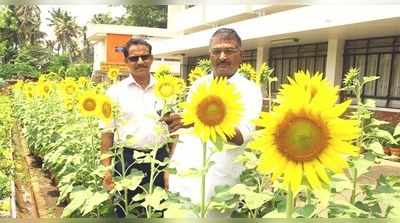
210, 28, 242, 48
123, 38, 152, 58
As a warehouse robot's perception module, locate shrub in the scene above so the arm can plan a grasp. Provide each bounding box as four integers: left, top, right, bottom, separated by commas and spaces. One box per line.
0, 63, 39, 80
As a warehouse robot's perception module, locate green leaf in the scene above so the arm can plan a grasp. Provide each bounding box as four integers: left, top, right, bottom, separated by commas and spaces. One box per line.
212, 135, 224, 152
362, 76, 379, 85
113, 170, 144, 191
295, 204, 316, 218
164, 202, 196, 218
262, 210, 286, 218
142, 186, 168, 210
177, 168, 202, 177
352, 158, 373, 176
81, 191, 109, 216
61, 188, 91, 217
394, 123, 400, 137
243, 191, 271, 210
375, 129, 397, 144
234, 151, 258, 169
367, 141, 384, 155
331, 173, 353, 192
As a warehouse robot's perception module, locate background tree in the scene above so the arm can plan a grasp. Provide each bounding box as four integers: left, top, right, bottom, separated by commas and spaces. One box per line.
48, 8, 82, 62
15, 5, 46, 46
90, 13, 119, 24
88, 5, 168, 28
120, 5, 168, 28
0, 6, 19, 64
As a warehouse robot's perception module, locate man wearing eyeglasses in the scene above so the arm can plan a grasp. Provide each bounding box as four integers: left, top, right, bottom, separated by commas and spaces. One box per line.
100, 38, 169, 217
162, 28, 263, 216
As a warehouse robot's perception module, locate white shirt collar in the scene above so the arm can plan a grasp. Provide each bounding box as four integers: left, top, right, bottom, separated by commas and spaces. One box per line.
125, 74, 155, 90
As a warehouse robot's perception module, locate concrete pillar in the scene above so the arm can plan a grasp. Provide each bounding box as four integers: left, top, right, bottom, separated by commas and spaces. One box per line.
325, 38, 345, 86
180, 55, 189, 80
256, 46, 269, 72
93, 40, 106, 72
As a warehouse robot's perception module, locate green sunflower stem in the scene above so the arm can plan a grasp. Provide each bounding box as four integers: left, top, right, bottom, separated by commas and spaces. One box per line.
200, 142, 207, 218
286, 187, 294, 218
350, 167, 358, 204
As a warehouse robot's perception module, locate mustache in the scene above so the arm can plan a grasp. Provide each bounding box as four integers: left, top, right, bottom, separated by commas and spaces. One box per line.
135, 65, 148, 69
217, 61, 231, 65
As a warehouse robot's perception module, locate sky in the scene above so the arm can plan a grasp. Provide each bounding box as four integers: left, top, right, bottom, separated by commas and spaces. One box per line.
39, 5, 125, 40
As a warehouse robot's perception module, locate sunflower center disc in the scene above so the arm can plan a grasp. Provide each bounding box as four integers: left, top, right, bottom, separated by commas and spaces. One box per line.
160, 84, 174, 97
102, 103, 112, 118
83, 99, 96, 111
196, 95, 226, 126
276, 117, 327, 162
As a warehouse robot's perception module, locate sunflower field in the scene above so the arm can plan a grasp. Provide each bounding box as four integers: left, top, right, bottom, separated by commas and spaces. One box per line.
0, 95, 13, 217
2, 63, 400, 219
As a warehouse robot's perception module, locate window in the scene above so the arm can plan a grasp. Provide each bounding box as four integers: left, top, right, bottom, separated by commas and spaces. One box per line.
342, 36, 400, 108
269, 43, 327, 92
242, 49, 257, 68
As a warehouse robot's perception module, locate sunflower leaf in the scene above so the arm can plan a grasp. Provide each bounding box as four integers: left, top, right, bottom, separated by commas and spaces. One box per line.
212, 135, 224, 152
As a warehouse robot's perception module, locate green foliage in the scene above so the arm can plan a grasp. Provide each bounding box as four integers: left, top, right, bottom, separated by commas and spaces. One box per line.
0, 96, 13, 200
90, 13, 120, 24
89, 6, 168, 28
65, 63, 92, 78
13, 85, 111, 217
120, 5, 168, 28
0, 63, 39, 79
47, 54, 70, 74
13, 45, 53, 70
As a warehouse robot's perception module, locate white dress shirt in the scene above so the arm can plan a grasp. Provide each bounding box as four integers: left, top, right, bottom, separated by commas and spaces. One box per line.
169, 72, 263, 204
99, 75, 168, 150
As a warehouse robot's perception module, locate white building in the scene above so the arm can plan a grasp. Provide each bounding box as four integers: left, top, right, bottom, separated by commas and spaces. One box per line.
89, 4, 400, 115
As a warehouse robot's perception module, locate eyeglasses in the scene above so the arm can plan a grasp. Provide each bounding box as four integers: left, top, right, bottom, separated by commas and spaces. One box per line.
211, 48, 240, 56
127, 54, 152, 62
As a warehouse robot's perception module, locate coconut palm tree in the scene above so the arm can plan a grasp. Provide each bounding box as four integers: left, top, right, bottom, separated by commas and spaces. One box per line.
47, 8, 81, 62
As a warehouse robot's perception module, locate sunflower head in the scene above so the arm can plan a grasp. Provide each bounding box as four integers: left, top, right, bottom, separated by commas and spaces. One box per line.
239, 63, 257, 83
250, 72, 360, 193
154, 64, 172, 79
63, 97, 75, 110
60, 78, 78, 96
154, 75, 186, 101
38, 81, 53, 97
188, 66, 206, 85
78, 76, 91, 88
278, 71, 339, 111
182, 78, 243, 142
78, 91, 100, 117
96, 94, 113, 125
107, 68, 120, 82
13, 80, 24, 92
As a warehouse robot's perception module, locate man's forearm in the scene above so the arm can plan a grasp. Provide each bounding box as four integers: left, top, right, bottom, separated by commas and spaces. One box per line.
227, 128, 244, 146
101, 133, 114, 167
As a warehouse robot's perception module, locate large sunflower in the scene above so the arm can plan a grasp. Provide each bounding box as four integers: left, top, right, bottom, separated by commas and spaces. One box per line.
96, 94, 113, 125
78, 91, 99, 117
154, 75, 185, 101
182, 78, 243, 142
249, 72, 360, 193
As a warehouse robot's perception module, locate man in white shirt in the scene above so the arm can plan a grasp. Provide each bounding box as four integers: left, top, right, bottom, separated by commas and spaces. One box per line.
100, 38, 169, 217
163, 28, 263, 211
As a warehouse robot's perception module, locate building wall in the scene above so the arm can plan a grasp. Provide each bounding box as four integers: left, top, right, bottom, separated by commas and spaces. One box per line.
106, 34, 132, 64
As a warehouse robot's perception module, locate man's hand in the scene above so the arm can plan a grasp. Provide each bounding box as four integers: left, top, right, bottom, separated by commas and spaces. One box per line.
161, 113, 185, 133
103, 170, 115, 191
